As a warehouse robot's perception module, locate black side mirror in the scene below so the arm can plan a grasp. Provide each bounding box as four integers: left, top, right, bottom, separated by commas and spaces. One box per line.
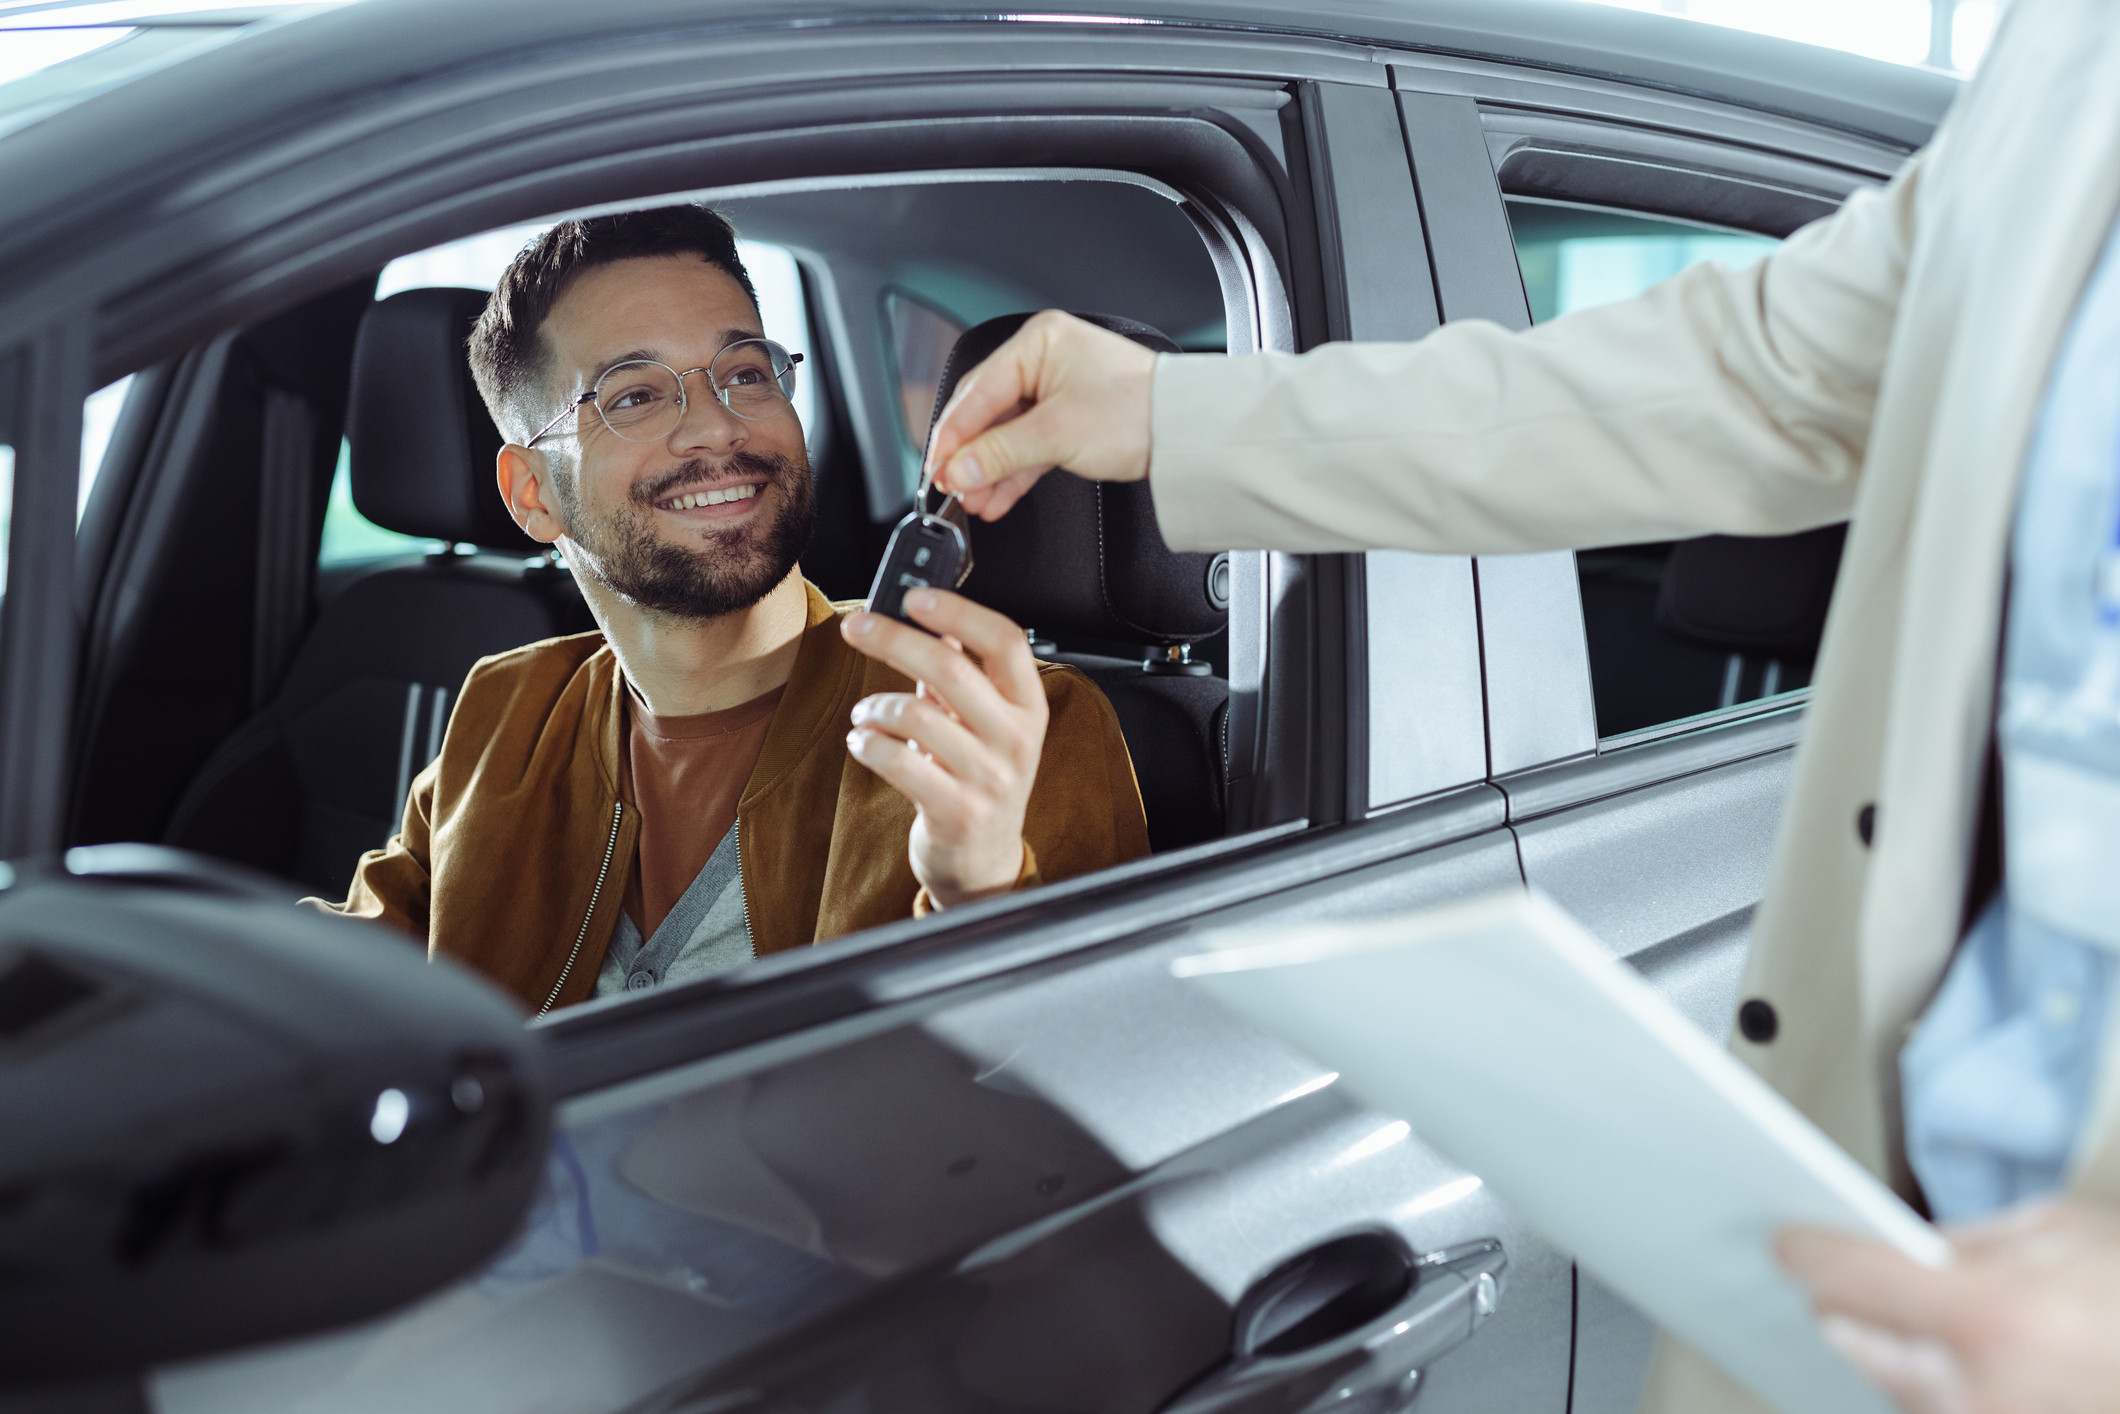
0, 847, 550, 1404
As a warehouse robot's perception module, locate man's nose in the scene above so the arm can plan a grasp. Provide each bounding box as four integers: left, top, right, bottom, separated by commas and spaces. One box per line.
668, 372, 746, 454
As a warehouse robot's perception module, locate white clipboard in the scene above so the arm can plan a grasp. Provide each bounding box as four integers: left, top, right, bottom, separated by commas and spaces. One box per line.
1173, 888, 1949, 1414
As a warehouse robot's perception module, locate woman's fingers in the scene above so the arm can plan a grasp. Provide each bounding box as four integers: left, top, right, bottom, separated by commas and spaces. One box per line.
924, 311, 1157, 501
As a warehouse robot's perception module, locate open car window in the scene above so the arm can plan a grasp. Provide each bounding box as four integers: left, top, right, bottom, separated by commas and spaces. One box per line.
72, 169, 1249, 1013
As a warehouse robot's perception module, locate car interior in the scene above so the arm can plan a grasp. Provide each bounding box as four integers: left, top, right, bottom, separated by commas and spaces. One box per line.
69, 174, 1240, 908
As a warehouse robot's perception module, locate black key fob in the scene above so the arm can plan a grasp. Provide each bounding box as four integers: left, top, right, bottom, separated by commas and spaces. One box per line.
866, 507, 969, 626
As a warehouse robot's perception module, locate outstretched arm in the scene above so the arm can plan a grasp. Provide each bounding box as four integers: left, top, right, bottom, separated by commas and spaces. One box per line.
931, 148, 1925, 556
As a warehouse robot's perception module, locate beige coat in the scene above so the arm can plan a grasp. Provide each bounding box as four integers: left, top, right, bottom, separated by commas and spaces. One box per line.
1146, 2, 2120, 1408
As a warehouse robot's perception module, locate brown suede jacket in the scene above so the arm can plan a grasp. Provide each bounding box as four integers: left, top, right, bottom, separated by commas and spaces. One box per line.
330, 582, 1150, 1011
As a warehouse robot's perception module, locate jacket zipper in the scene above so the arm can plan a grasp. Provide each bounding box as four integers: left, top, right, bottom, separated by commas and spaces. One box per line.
734, 816, 755, 951
540, 800, 623, 1015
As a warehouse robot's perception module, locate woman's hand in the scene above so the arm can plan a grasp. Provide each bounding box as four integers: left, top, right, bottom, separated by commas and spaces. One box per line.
1779, 1198, 2120, 1414
924, 309, 1158, 521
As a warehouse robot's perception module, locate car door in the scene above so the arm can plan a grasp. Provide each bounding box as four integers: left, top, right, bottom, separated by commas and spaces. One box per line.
93, 21, 1555, 1414
1377, 66, 1917, 1414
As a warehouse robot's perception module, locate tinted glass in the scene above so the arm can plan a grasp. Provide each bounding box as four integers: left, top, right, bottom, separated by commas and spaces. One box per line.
885, 291, 965, 456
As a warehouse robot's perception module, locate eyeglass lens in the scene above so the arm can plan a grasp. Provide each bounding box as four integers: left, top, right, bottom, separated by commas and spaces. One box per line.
591, 340, 798, 442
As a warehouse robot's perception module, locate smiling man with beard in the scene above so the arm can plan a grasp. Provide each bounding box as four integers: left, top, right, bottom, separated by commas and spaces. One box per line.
324, 206, 1149, 1013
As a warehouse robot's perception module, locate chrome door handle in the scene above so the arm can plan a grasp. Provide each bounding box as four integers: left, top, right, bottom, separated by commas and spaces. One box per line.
1161, 1238, 1507, 1414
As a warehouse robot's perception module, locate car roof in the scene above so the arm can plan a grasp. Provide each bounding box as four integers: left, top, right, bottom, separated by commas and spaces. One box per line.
1135, 0, 1954, 144
0, 0, 1954, 360
3, 0, 1956, 164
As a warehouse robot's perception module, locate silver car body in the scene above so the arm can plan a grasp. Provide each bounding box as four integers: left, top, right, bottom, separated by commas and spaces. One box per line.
0, 5, 1953, 1411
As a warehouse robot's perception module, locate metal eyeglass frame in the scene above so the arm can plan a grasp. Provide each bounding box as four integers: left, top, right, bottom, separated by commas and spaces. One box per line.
525, 338, 803, 448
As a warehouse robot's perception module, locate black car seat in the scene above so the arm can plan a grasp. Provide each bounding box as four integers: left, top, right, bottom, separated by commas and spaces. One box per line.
1655, 523, 1846, 705
164, 288, 594, 898
1576, 522, 1845, 736
927, 313, 1230, 853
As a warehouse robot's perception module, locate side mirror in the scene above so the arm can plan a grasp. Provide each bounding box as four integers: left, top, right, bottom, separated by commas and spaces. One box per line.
0, 847, 550, 1403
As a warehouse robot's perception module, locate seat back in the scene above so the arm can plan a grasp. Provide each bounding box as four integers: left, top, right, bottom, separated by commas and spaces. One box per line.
1653, 522, 1847, 708
166, 288, 593, 897
927, 313, 1230, 852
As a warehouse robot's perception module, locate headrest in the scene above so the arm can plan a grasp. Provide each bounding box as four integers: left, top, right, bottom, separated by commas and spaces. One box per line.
1655, 524, 1847, 658
936, 313, 1228, 646
346, 287, 538, 552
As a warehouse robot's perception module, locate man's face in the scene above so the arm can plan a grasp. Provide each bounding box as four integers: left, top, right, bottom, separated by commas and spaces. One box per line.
534, 255, 814, 621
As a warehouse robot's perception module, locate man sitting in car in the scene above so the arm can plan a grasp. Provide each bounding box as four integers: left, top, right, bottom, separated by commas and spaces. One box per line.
323, 205, 1149, 1013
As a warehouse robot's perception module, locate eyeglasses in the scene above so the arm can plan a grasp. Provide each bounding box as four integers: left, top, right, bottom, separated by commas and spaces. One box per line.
527, 338, 803, 448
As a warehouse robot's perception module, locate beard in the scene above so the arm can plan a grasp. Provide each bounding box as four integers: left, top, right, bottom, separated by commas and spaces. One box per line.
557, 447, 816, 621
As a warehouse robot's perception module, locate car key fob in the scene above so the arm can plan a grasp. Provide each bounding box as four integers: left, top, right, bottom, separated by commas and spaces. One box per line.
866, 504, 970, 627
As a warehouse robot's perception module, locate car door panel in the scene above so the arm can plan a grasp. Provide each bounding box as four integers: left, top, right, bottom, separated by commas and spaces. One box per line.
154, 821, 1534, 1414
1513, 746, 1792, 994
139, 50, 1529, 1364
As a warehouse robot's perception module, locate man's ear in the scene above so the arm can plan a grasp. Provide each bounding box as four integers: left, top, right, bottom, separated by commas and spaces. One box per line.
497, 444, 566, 545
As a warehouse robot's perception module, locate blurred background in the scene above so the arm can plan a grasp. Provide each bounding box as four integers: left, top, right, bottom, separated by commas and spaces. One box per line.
1575, 0, 2005, 71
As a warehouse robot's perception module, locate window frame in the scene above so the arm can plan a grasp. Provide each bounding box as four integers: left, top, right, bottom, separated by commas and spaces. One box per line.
22, 31, 1385, 998
0, 320, 90, 855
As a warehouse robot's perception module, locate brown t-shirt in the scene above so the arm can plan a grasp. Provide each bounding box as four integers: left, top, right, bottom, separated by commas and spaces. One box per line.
619, 682, 786, 938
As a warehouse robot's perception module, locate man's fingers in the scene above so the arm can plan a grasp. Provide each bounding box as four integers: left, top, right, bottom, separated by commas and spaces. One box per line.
851, 692, 1009, 797
1779, 1229, 1966, 1340
901, 590, 1045, 711
841, 599, 1044, 751
845, 726, 972, 825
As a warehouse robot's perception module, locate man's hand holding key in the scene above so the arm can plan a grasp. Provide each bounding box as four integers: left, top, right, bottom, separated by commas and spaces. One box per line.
841, 589, 1049, 908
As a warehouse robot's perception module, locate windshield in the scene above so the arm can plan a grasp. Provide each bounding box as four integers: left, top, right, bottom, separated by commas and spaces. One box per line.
0, 1, 345, 139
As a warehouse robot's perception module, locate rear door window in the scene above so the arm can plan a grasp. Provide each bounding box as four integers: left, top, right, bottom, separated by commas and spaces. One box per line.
1506, 201, 1821, 740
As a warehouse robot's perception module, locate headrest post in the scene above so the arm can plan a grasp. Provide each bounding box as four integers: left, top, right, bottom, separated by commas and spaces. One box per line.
1143, 642, 1212, 677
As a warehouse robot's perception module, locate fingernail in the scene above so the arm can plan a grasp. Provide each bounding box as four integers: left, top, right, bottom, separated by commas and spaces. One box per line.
954, 455, 984, 488
846, 613, 875, 636
907, 588, 936, 614
846, 728, 869, 755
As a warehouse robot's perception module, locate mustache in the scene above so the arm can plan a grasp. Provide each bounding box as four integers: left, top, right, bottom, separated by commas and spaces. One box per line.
633, 450, 801, 507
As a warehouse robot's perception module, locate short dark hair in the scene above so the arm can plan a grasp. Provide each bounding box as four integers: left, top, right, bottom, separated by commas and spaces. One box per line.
468, 205, 758, 439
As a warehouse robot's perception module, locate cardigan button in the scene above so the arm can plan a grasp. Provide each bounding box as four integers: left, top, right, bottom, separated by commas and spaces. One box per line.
1738, 998, 1779, 1043
1856, 803, 1876, 847
625, 970, 656, 991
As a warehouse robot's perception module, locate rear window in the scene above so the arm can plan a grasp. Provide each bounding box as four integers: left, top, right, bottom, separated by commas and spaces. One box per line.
1507, 201, 1776, 324
1506, 199, 1811, 740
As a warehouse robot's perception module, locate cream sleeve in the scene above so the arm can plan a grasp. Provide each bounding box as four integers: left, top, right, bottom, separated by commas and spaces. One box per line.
1147, 147, 1924, 556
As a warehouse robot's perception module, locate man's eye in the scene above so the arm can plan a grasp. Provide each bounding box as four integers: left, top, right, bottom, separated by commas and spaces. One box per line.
605, 385, 664, 411
722, 365, 769, 387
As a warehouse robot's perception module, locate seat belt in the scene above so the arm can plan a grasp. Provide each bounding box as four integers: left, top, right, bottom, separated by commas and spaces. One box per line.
251, 385, 316, 709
